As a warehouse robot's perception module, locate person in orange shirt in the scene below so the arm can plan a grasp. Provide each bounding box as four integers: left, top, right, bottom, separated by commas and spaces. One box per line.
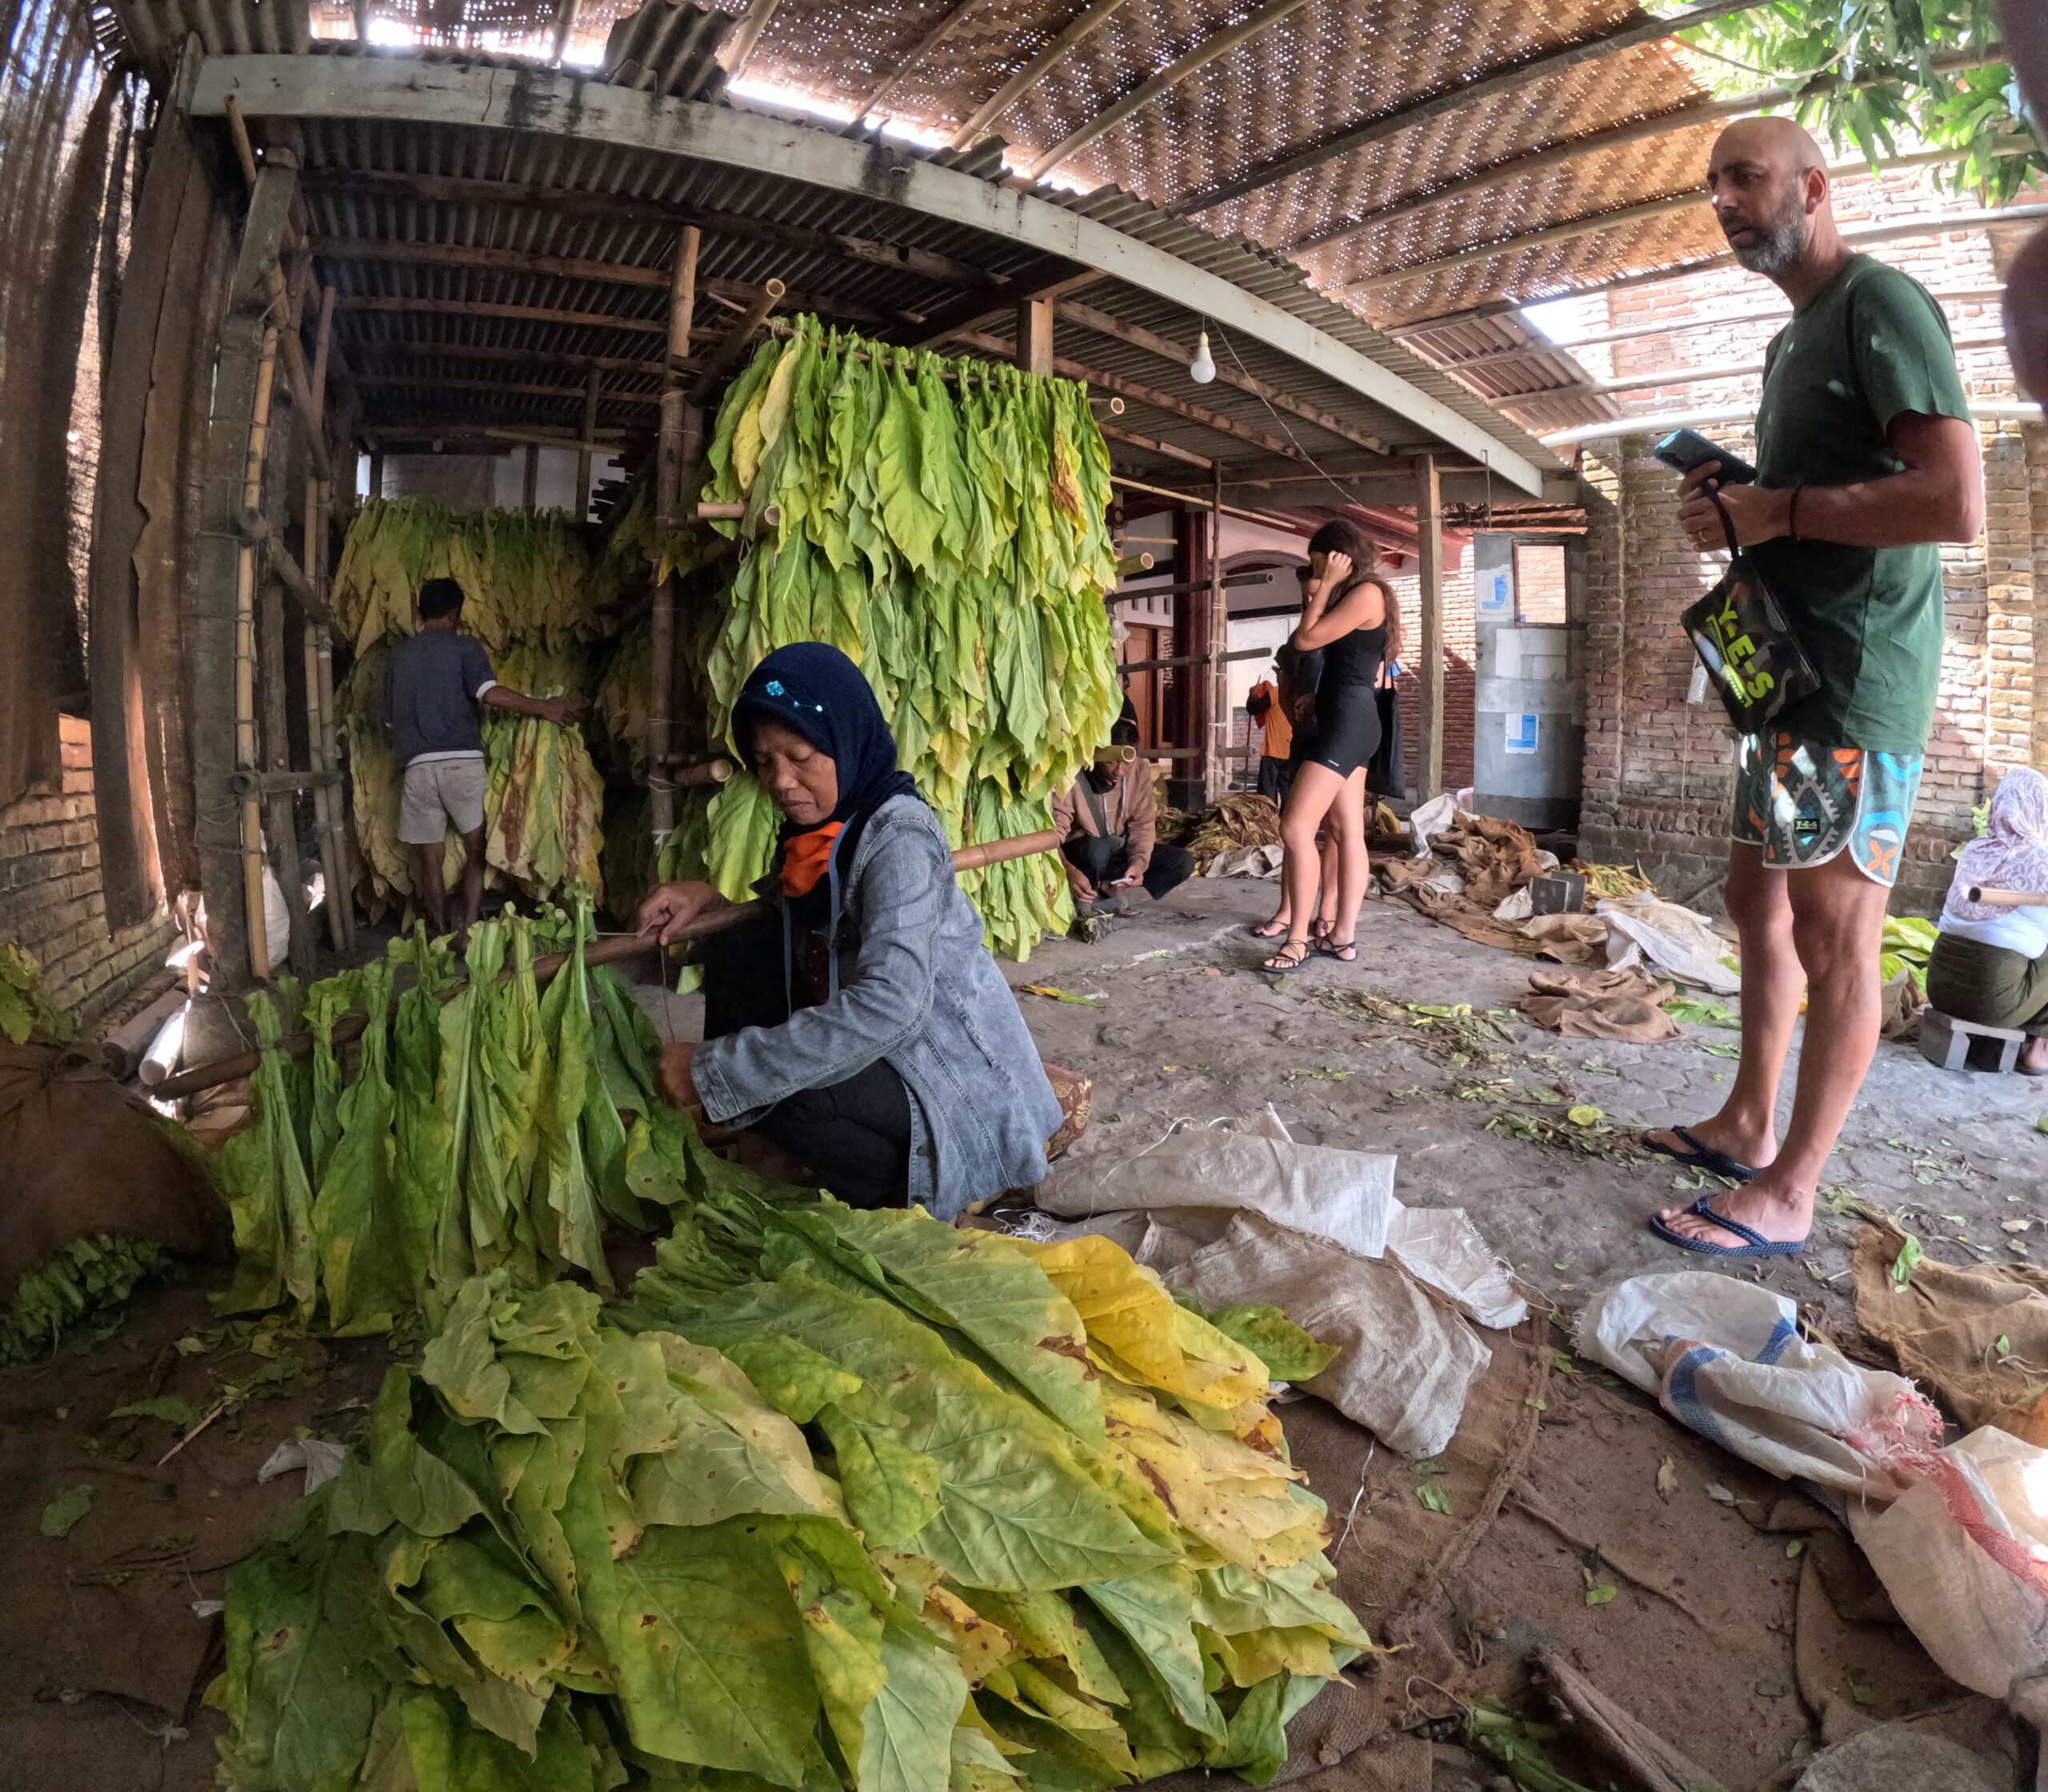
1245, 659, 1294, 802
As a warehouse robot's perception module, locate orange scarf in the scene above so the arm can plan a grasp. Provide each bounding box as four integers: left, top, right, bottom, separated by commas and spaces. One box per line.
779, 823, 845, 898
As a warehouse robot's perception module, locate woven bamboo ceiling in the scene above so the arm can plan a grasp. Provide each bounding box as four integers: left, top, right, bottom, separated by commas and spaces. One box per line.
110, 0, 1735, 332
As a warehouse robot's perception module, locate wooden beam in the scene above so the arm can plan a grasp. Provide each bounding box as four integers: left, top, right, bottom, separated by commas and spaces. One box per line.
523, 442, 539, 506
194, 53, 1552, 492
1058, 299, 1393, 456
305, 237, 874, 321
349, 338, 670, 378
652, 223, 698, 850
955, 328, 1302, 460
1173, 0, 1766, 215
910, 258, 1100, 349
851, 0, 984, 122
334, 293, 668, 335
687, 278, 784, 404
1340, 191, 1706, 298
1414, 454, 1444, 801
1028, 0, 1317, 181
1016, 296, 1054, 375
1100, 421, 1211, 468
946, 0, 1134, 150
299, 168, 986, 286
1204, 462, 1229, 803
354, 374, 661, 405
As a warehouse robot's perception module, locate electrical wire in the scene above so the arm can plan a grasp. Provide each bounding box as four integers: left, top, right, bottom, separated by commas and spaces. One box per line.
1211, 321, 1383, 512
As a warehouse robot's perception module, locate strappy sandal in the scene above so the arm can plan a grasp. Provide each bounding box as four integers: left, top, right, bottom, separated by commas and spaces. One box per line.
1314, 936, 1357, 963
1262, 938, 1313, 975
1249, 918, 1290, 940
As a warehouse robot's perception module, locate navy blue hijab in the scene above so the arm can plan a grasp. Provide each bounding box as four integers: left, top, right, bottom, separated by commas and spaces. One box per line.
731, 643, 919, 842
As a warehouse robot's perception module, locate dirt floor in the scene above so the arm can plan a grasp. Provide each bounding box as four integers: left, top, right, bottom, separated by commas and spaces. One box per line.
8, 874, 2039, 1792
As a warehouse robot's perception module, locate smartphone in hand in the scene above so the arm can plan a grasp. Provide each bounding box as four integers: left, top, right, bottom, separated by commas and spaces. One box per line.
1654, 429, 1757, 486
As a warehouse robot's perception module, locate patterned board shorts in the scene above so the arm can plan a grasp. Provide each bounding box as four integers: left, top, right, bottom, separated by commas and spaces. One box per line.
1730, 730, 1923, 887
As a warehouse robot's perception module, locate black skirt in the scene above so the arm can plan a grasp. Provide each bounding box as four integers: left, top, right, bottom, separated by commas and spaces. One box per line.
1299, 682, 1382, 779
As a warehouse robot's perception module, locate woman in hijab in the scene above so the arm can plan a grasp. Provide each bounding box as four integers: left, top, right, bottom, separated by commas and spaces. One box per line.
636, 642, 1062, 1213
1929, 766, 2048, 1074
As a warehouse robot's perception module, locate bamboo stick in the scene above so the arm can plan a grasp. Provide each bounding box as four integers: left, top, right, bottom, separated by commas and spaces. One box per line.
154, 828, 1066, 1099
236, 327, 281, 984
687, 278, 785, 405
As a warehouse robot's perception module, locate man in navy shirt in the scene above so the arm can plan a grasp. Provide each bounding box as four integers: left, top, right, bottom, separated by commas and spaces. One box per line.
383, 576, 582, 937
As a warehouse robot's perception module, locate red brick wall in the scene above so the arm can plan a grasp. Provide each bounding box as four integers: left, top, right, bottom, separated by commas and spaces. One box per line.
1574, 169, 2035, 912
0, 715, 174, 1025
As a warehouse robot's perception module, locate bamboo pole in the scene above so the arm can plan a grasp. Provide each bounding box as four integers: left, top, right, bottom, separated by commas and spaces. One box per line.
302, 474, 342, 950
687, 279, 785, 406
652, 224, 699, 856
235, 326, 281, 984
154, 829, 1066, 1098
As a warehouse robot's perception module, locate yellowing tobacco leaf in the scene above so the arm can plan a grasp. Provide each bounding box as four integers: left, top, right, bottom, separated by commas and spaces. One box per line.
1014, 1235, 1270, 1411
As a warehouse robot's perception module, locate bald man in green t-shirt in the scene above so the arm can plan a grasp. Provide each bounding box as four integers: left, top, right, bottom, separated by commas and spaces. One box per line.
1644, 117, 1982, 1258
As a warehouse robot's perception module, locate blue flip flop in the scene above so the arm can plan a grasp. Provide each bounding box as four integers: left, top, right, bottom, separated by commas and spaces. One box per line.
1642, 1125, 1759, 1184
1649, 1196, 1806, 1258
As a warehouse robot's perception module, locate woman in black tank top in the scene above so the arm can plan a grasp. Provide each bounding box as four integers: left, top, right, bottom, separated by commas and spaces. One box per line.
1254, 518, 1400, 974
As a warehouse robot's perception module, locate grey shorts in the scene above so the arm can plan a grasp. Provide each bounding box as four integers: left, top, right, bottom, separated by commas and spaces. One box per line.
399, 755, 486, 844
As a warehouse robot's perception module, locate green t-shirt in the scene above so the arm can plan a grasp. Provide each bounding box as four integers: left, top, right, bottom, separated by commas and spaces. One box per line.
1749, 253, 1971, 754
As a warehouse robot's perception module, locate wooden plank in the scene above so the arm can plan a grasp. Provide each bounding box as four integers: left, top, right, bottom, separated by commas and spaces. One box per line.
1170, 0, 1767, 216
194, 53, 1552, 492
1058, 299, 1393, 456
946, 0, 1135, 150
1016, 296, 1054, 376
652, 224, 698, 848
299, 168, 986, 285
578, 370, 600, 517
354, 373, 661, 405
910, 258, 1099, 350
1099, 421, 1211, 467
348, 338, 668, 378
334, 292, 668, 334
687, 278, 785, 405
1414, 454, 1444, 802
1027, 0, 1318, 181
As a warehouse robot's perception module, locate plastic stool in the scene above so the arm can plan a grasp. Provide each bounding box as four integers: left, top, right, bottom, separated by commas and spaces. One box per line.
1918, 1008, 2025, 1073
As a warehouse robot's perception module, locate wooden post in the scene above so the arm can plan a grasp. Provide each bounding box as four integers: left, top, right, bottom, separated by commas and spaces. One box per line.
651, 225, 699, 852
1168, 501, 1212, 812
1206, 462, 1230, 804
368, 448, 383, 498
576, 370, 600, 517
1017, 296, 1054, 376
522, 442, 539, 508
1414, 452, 1445, 801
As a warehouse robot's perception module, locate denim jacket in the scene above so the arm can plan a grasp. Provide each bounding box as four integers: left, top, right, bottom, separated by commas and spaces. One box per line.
690, 794, 1061, 1218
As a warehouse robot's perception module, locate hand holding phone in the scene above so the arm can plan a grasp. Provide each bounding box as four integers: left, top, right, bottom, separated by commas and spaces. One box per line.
1654, 429, 1757, 486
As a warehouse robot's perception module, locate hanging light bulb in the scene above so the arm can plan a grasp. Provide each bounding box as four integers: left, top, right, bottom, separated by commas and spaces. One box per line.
1189, 329, 1216, 384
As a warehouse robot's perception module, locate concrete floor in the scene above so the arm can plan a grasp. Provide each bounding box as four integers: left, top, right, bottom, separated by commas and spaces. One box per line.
994, 877, 2048, 1330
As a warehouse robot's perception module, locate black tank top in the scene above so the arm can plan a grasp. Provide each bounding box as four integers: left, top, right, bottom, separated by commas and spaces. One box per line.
1320, 602, 1387, 689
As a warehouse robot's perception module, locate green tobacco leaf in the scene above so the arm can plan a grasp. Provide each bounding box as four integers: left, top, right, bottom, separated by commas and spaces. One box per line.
1891, 1234, 1925, 1290
1585, 1582, 1618, 1606
818, 1399, 944, 1548
957, 1586, 1127, 1706
390, 1685, 595, 1792
361, 1366, 484, 1538
1083, 1566, 1226, 1741
577, 1513, 817, 1786
40, 1485, 93, 1538
721, 1334, 864, 1423
1203, 1305, 1339, 1384
858, 1624, 970, 1792
811, 1204, 1104, 1440
1663, 998, 1738, 1028
1416, 1484, 1453, 1516
630, 1383, 825, 1530
666, 1274, 1168, 1590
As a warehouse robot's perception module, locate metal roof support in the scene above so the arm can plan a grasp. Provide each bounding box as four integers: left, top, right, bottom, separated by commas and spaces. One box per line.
1026, 0, 1317, 182
945, 0, 1135, 152
194, 52, 1550, 493
1294, 50, 2006, 255
1341, 192, 1706, 298
1396, 205, 2048, 334
1057, 299, 1392, 456
1171, 0, 1766, 218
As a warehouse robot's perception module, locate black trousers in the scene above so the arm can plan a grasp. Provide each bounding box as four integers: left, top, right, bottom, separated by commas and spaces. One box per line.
1062, 834, 1197, 902
1256, 755, 1294, 805
701, 912, 913, 1207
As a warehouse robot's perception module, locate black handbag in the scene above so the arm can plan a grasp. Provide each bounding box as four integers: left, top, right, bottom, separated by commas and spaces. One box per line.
1678, 490, 1820, 734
